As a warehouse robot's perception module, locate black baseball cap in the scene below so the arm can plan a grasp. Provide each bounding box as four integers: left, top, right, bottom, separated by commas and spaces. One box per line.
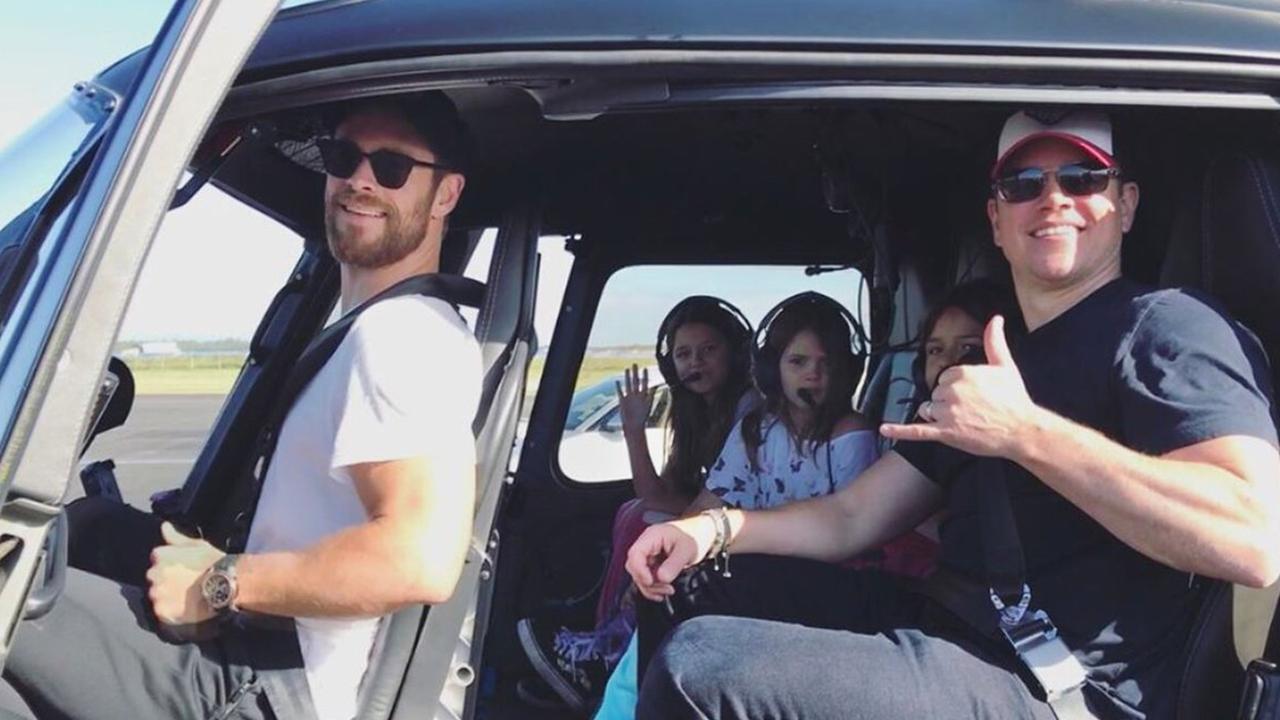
323, 91, 471, 173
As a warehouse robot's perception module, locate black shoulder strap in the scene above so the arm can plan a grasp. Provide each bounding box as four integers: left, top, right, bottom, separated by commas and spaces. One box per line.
961, 459, 1093, 718
270, 273, 483, 424
912, 433, 1092, 715
979, 460, 1029, 613
223, 272, 484, 551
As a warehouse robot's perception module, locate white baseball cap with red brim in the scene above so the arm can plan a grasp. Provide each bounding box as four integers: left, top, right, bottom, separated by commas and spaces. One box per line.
992, 110, 1117, 179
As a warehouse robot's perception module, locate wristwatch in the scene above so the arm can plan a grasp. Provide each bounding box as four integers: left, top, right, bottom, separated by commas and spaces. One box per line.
201, 554, 240, 615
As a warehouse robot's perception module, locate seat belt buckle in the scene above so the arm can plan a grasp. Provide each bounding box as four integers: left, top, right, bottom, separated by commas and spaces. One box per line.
990, 584, 1087, 701
1000, 608, 1088, 701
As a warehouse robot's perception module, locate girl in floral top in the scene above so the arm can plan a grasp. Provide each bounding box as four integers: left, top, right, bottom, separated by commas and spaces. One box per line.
704, 292, 876, 510
593, 293, 890, 720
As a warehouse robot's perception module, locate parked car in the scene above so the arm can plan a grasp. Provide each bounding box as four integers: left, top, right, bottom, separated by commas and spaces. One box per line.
1, 1, 1280, 718
558, 367, 670, 482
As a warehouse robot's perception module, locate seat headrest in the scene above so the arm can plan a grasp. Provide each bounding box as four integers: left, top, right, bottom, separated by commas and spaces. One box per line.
1163, 153, 1280, 384
1201, 154, 1280, 362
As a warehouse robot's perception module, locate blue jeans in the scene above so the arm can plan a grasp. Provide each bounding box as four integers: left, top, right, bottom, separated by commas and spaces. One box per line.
635, 555, 1065, 720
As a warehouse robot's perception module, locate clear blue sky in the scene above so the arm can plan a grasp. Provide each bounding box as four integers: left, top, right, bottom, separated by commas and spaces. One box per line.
0, 2, 304, 342
0, 2, 175, 145
588, 265, 866, 348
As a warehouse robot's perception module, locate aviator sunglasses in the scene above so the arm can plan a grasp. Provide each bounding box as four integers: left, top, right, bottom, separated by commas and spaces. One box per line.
315, 137, 451, 189
992, 163, 1121, 204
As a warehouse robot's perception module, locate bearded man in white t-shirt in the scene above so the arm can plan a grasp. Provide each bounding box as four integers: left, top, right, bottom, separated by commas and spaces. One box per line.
0, 92, 482, 720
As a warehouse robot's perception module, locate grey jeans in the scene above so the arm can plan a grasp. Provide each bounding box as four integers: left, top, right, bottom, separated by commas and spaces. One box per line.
0, 498, 316, 720
636, 555, 1071, 720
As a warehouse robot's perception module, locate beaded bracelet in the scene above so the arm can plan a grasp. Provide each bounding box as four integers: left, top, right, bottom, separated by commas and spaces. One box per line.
702, 509, 724, 558
700, 507, 733, 578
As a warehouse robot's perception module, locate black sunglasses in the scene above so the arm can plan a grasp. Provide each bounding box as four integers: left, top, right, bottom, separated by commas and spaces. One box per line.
315, 137, 450, 189
992, 163, 1121, 204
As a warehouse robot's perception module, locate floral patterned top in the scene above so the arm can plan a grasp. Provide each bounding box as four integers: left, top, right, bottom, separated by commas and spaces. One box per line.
704, 414, 879, 510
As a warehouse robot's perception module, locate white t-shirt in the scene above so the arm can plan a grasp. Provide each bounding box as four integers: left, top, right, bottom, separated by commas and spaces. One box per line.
245, 295, 481, 720
704, 414, 878, 510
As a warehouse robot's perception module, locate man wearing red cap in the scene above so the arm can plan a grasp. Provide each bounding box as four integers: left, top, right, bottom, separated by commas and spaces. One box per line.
626, 110, 1280, 719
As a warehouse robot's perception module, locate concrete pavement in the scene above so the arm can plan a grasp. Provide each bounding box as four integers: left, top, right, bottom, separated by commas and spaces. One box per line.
77, 394, 225, 508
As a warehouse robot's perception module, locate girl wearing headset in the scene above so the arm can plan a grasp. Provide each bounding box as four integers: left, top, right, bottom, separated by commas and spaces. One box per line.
519, 296, 757, 716
701, 292, 875, 509
593, 293, 881, 720
619, 297, 758, 515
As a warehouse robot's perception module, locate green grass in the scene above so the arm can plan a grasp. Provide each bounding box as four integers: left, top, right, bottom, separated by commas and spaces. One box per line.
129, 355, 243, 395
131, 352, 651, 396
127, 354, 245, 371
526, 354, 652, 396
133, 368, 242, 395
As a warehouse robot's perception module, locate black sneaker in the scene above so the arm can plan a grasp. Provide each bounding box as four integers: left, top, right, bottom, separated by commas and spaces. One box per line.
517, 617, 609, 715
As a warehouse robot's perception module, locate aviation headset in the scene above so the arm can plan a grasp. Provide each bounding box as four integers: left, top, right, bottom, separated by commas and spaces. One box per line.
655, 296, 755, 389
751, 291, 868, 405
750, 292, 868, 495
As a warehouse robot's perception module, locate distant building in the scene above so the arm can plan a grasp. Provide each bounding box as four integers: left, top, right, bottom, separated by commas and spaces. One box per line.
138, 341, 181, 357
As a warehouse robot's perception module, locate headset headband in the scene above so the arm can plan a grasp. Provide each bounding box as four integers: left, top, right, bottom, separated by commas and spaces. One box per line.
753, 292, 867, 356
655, 295, 754, 360
655, 295, 754, 390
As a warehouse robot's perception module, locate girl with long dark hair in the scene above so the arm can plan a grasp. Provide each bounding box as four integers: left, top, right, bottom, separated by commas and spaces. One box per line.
518, 296, 755, 715
592, 293, 883, 720
703, 293, 875, 509
912, 279, 1017, 412
620, 297, 756, 513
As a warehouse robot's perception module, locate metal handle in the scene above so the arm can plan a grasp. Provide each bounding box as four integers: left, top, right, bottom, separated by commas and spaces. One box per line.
23, 510, 67, 620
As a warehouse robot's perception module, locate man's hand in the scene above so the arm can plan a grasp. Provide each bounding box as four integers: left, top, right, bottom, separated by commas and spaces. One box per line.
615, 364, 655, 435
625, 516, 715, 601
147, 522, 224, 627
882, 315, 1041, 458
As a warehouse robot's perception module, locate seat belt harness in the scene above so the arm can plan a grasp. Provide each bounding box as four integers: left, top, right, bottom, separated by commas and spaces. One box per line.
222, 272, 484, 551
978, 460, 1091, 718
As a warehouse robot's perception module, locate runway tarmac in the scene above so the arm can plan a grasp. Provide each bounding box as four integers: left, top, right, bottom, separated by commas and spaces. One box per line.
77, 395, 226, 508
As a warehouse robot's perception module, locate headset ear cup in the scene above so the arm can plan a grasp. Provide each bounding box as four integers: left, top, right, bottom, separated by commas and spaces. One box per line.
847, 352, 867, 407
655, 319, 679, 388
739, 328, 755, 386
654, 295, 756, 392
751, 348, 765, 397
752, 345, 779, 399
657, 351, 678, 388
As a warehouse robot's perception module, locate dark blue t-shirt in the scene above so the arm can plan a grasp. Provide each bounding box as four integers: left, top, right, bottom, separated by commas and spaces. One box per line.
897, 278, 1277, 719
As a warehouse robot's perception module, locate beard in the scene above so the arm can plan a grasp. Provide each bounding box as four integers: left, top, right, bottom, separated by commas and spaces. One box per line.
325, 187, 433, 269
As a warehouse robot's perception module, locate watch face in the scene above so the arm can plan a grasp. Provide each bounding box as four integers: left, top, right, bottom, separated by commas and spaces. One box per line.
202, 573, 233, 610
